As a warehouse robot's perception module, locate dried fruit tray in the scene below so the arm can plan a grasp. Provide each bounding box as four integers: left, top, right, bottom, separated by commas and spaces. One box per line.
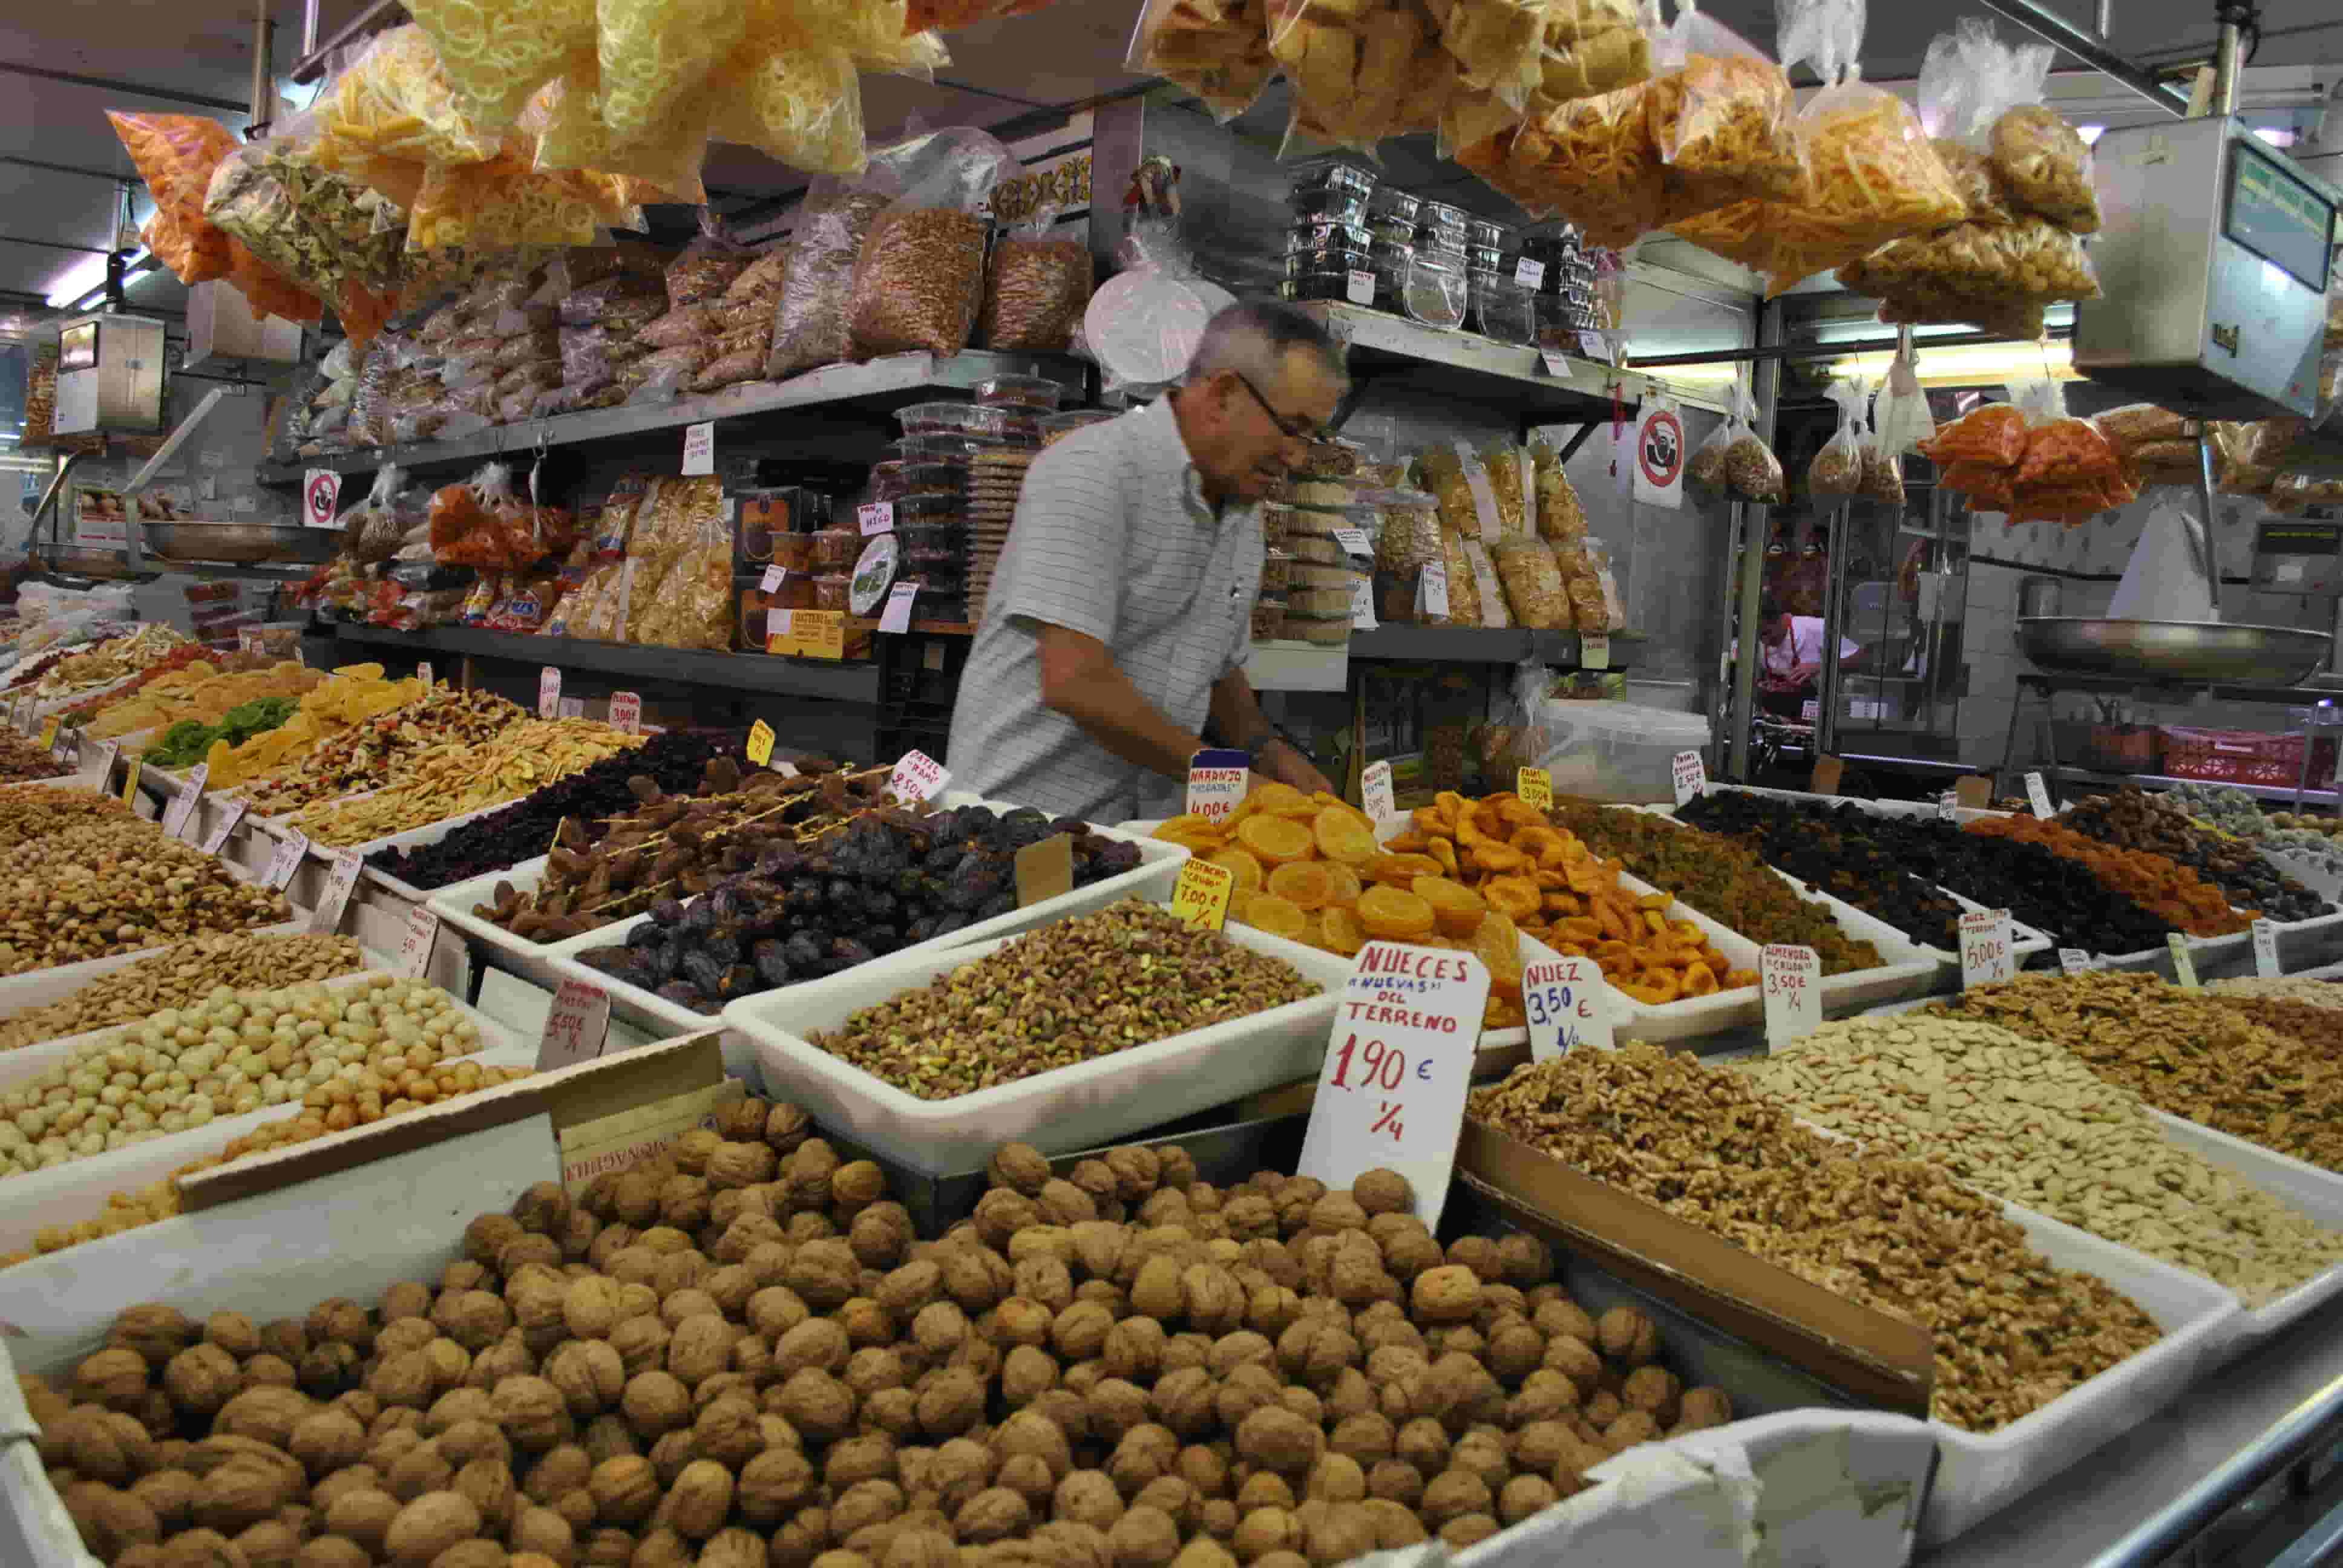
721, 923, 1355, 1175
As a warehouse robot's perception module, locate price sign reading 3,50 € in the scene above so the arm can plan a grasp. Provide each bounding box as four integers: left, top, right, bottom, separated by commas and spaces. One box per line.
1959, 909, 2014, 988
1761, 944, 1820, 1047
1295, 943, 1491, 1230
1522, 956, 1610, 1060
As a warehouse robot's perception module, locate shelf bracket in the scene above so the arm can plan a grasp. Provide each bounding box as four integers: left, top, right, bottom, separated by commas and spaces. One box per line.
1551, 423, 1600, 466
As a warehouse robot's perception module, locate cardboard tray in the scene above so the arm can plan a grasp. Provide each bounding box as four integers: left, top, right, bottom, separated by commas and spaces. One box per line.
721, 922, 1355, 1177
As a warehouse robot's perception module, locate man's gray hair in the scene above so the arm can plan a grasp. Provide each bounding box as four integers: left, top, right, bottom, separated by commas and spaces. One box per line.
1184, 299, 1349, 388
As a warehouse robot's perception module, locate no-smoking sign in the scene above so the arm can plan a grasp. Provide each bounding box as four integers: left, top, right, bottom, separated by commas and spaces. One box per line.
1633, 398, 1683, 509
303, 469, 341, 529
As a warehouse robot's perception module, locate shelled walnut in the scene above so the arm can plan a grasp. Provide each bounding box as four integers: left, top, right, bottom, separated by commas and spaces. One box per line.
28, 1111, 1733, 1566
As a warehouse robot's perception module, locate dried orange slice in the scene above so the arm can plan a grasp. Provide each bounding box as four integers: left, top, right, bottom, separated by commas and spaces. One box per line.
1426, 838, 1460, 877
1357, 884, 1437, 941
1412, 875, 1488, 936
1366, 852, 1443, 886
1245, 893, 1308, 941
1268, 860, 1337, 910
1248, 781, 1309, 818
1472, 910, 1524, 996
1237, 813, 1315, 866
1320, 861, 1363, 909
1312, 806, 1377, 866
1320, 906, 1367, 956
1152, 814, 1216, 840
1207, 846, 1265, 893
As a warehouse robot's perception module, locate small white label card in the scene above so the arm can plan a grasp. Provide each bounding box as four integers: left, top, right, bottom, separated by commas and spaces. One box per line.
265, 828, 310, 892
1361, 760, 1396, 825
1186, 747, 1250, 826
681, 422, 715, 475
396, 906, 444, 981
1346, 269, 1375, 305
310, 849, 364, 935
201, 799, 247, 858
2168, 933, 2200, 988
2058, 947, 2096, 976
888, 749, 950, 802
1523, 955, 1611, 1060
539, 978, 612, 1070
1761, 943, 1821, 1048
1959, 908, 2015, 988
1671, 750, 1706, 808
879, 582, 919, 634
2253, 917, 2281, 978
760, 566, 785, 593
2025, 771, 2055, 818
858, 501, 895, 536
608, 691, 641, 734
162, 764, 209, 841
538, 666, 561, 719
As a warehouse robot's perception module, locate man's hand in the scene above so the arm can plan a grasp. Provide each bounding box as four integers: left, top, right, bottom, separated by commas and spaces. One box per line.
1255, 736, 1334, 797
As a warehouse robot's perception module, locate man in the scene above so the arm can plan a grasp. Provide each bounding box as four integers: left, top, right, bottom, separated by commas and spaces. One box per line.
1755, 593, 1863, 719
946, 301, 1343, 820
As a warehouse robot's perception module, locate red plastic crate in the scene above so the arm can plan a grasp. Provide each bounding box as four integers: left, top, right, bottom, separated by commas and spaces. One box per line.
2160, 726, 2337, 788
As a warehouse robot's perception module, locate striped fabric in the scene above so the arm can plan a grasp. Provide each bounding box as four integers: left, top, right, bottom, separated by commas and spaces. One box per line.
946, 399, 1262, 822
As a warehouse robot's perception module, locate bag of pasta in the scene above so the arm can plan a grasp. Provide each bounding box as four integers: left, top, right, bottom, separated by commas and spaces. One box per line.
110, 113, 240, 283
1126, 0, 1278, 122
1457, 79, 1662, 246
1531, 442, 1587, 546
1645, 0, 1803, 214
706, 34, 868, 180
315, 25, 502, 174
406, 153, 628, 256
1808, 381, 1864, 497
768, 181, 891, 376
1430, 529, 1486, 626
1756, 82, 1964, 290
403, 0, 593, 129
1492, 538, 1569, 628
1268, 0, 1456, 152
848, 126, 1017, 359
1922, 400, 2027, 468
980, 203, 1093, 354
1417, 442, 1507, 543
1480, 441, 1533, 535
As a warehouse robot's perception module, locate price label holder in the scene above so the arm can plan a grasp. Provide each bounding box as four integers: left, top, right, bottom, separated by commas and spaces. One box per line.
1539, 349, 1570, 377
879, 582, 919, 634
681, 422, 715, 476
1809, 754, 1843, 794
767, 610, 846, 660
2168, 933, 2200, 989
82, 737, 117, 788
539, 978, 613, 1070
1345, 269, 1375, 305
1296, 943, 1492, 1229
162, 764, 209, 841
608, 691, 641, 734
1416, 563, 1449, 619
51, 727, 72, 768
310, 849, 364, 935
1523, 956, 1610, 1060
201, 799, 247, 857
1013, 834, 1075, 907
36, 716, 57, 751
2253, 917, 2281, 978
1670, 750, 1706, 808
266, 829, 310, 893
859, 501, 896, 537
119, 756, 142, 807
1330, 526, 1372, 561
2058, 947, 2096, 976
1515, 767, 1552, 809
538, 667, 561, 719
1513, 256, 1545, 289
1170, 859, 1236, 931
1761, 944, 1820, 1048
1361, 760, 1396, 825
417, 660, 433, 691
1187, 748, 1250, 825
396, 906, 444, 981
759, 566, 785, 594
888, 749, 950, 802
1936, 790, 1959, 821
2025, 771, 2056, 818
746, 719, 775, 768
1580, 633, 1610, 670
1959, 909, 2014, 988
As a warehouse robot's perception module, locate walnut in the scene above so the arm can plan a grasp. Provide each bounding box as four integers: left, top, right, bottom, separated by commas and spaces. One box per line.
667, 1316, 736, 1387
1438, 1513, 1499, 1549
1597, 1307, 1659, 1367
1393, 1417, 1449, 1475
1080, 1378, 1150, 1444
1104, 1148, 1162, 1202
490, 1377, 571, 1451
502, 1235, 566, 1277
466, 1215, 527, 1270
1107, 1503, 1179, 1567
588, 1455, 661, 1524
764, 1103, 813, 1155
914, 1368, 986, 1437
1149, 1367, 1214, 1437
1018, 1179, 1092, 1230
619, 1372, 692, 1441
1051, 1302, 1116, 1363
605, 1318, 671, 1380
1603, 1411, 1660, 1454
580, 1527, 640, 1568
739, 1447, 818, 1523
525, 1445, 592, 1503
1181, 1266, 1244, 1334
1584, 1389, 1622, 1429
301, 1538, 373, 1568
73, 1347, 152, 1413
451, 1453, 516, 1531
942, 1249, 1011, 1314
657, 1458, 733, 1539
1366, 1459, 1423, 1508
709, 1142, 778, 1192
1050, 1467, 1123, 1529
1619, 1365, 1682, 1426
510, 1501, 575, 1561
200, 1313, 262, 1361
1234, 1408, 1320, 1474
1274, 1320, 1356, 1387
282, 1409, 365, 1480
212, 1387, 313, 1450
657, 1286, 719, 1330
779, 1368, 857, 1441
1408, 1267, 1481, 1325
1542, 1334, 1603, 1393
379, 1489, 481, 1567
163, 1345, 243, 1418
990, 1344, 1054, 1408
1673, 1387, 1733, 1433
832, 1477, 905, 1538
433, 1292, 512, 1354
832, 1161, 886, 1214
785, 1240, 862, 1311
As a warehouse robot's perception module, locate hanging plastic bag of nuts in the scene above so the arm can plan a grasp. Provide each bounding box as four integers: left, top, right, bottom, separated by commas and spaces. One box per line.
1807, 380, 1864, 496
978, 201, 1094, 353
847, 125, 1021, 360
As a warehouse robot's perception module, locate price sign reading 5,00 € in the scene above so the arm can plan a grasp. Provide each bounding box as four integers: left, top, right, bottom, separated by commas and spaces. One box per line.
1295, 942, 1491, 1229
1522, 956, 1611, 1059
1959, 909, 2014, 988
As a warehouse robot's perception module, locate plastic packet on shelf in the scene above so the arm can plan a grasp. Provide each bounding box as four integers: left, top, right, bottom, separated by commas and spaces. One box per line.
693, 349, 768, 393
638, 304, 720, 348
726, 247, 790, 306
666, 211, 753, 309
768, 188, 889, 376
629, 343, 715, 403
1492, 538, 1568, 628
1432, 528, 1485, 626
1531, 446, 1587, 546
1990, 105, 2098, 233
1127, 0, 1279, 122
1478, 442, 1531, 535
979, 205, 1093, 354
1268, 0, 1456, 152
1645, 3, 1803, 214
846, 126, 1020, 360
559, 275, 666, 327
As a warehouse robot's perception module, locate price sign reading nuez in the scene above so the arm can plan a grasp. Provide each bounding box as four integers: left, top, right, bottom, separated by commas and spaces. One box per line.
1958, 909, 2014, 988
1522, 956, 1610, 1059
1295, 944, 1491, 1229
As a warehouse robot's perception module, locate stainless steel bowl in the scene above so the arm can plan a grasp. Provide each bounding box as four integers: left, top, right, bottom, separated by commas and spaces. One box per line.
2017, 618, 2334, 684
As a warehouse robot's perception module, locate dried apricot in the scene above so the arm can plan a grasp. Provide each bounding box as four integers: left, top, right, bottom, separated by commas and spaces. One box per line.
1268, 860, 1337, 910
1472, 911, 1524, 996
1482, 876, 1541, 921
1237, 814, 1315, 866
1680, 964, 1719, 996
1245, 893, 1309, 941
1320, 906, 1367, 956
1208, 846, 1265, 893
1411, 875, 1488, 937
1357, 884, 1437, 941
1312, 806, 1377, 866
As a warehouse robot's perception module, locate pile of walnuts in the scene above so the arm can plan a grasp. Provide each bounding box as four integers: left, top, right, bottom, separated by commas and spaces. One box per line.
25, 1097, 1734, 1568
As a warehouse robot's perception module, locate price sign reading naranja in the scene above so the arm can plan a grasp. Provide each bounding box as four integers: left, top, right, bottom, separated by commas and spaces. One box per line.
1295, 942, 1492, 1230
1761, 943, 1820, 1047
1170, 859, 1236, 932
1523, 955, 1611, 1059
1959, 909, 2014, 988
1186, 748, 1250, 826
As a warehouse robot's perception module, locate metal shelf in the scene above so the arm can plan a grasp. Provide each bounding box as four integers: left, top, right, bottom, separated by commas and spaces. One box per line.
332, 624, 885, 707
1299, 303, 1729, 417
260, 351, 1087, 482
1348, 626, 1634, 665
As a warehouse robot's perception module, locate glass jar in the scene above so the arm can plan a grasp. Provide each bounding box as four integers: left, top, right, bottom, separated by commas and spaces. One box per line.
1400, 256, 1467, 329
1366, 186, 1421, 225
895, 402, 982, 437
1466, 217, 1514, 252
1288, 219, 1372, 255
873, 461, 964, 501
1287, 245, 1371, 278
811, 573, 852, 610
1470, 272, 1536, 347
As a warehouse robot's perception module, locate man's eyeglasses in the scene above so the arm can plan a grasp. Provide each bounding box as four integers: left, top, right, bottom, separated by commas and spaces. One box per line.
1230, 370, 1334, 443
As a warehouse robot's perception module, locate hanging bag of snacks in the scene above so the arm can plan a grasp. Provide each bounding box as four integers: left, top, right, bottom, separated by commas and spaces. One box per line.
1644, 0, 1803, 217
979, 201, 1095, 353
1807, 380, 1866, 497
1126, 0, 1279, 123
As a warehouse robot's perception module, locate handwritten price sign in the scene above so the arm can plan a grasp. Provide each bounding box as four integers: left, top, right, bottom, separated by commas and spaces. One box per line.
888, 749, 950, 802
1958, 909, 2014, 988
1296, 942, 1490, 1229
1523, 956, 1610, 1059
1186, 748, 1250, 826
539, 979, 611, 1070
2253, 917, 2281, 978
1361, 760, 1396, 826
1170, 859, 1235, 932
1760, 943, 1820, 1048
2058, 947, 2096, 976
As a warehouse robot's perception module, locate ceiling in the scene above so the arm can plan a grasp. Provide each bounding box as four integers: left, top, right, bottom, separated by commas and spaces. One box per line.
0, 0, 2335, 325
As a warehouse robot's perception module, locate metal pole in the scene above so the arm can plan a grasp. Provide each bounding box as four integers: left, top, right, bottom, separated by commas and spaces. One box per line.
1965, 0, 2191, 115
1726, 305, 1780, 780
2096, 0, 2114, 37
2214, 12, 2243, 116
2194, 428, 2225, 606
249, 6, 274, 134
301, 0, 321, 57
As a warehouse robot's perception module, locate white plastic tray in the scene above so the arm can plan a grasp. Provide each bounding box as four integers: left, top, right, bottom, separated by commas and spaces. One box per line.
723, 921, 1354, 1175
0, 920, 310, 1025
2146, 1109, 2343, 1353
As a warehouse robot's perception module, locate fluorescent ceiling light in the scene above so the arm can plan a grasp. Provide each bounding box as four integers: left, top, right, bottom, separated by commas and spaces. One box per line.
2253, 126, 2297, 147
2075, 124, 2105, 145
1826, 339, 2077, 387
43, 247, 151, 311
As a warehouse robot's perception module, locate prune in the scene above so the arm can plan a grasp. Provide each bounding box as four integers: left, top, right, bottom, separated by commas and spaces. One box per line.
825, 879, 858, 910
681, 952, 729, 996
945, 858, 1006, 912
577, 947, 635, 978
1678, 792, 1965, 949
724, 964, 758, 997
1092, 841, 1141, 876
758, 846, 808, 880
926, 846, 966, 877
649, 898, 687, 927
906, 916, 937, 942
783, 932, 826, 972
805, 855, 839, 879
699, 935, 741, 970
752, 939, 793, 987
830, 937, 876, 969
863, 890, 897, 923
681, 900, 720, 935
626, 923, 666, 950
977, 892, 1015, 920
655, 981, 721, 1015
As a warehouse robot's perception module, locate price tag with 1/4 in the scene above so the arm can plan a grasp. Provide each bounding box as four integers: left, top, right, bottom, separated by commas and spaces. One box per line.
746, 719, 775, 768
608, 691, 641, 735
2025, 771, 2056, 818
201, 799, 247, 857
1671, 750, 1706, 808
1186, 748, 1250, 826
310, 849, 364, 935
2057, 947, 2096, 976
1937, 790, 1959, 821
1515, 767, 1552, 810
2253, 917, 2281, 978
1361, 760, 1396, 825
396, 906, 444, 981
2167, 933, 2200, 989
265, 829, 310, 892
162, 764, 209, 840
36, 716, 57, 751
1415, 563, 1449, 619
537, 666, 560, 719
879, 582, 919, 634
1170, 859, 1235, 932
888, 749, 950, 802
1295, 943, 1492, 1227
1761, 944, 1820, 1047
1958, 909, 2014, 988
681, 422, 715, 476
82, 737, 117, 788
538, 979, 612, 1070
1522, 956, 1610, 1060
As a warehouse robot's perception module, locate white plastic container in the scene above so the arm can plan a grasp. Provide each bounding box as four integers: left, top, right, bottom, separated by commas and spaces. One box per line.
0, 920, 310, 1025
1532, 701, 1714, 804
724, 923, 1354, 1175
2146, 1109, 2343, 1352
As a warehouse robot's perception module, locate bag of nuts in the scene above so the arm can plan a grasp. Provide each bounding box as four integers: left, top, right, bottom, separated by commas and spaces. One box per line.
978, 202, 1093, 353
766, 185, 890, 377
847, 125, 1020, 360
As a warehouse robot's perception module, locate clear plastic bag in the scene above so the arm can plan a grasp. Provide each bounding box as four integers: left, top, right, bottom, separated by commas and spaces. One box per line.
314, 25, 502, 169
638, 304, 719, 348
979, 207, 1094, 353
666, 211, 753, 309
1991, 105, 2098, 234
1686, 418, 1731, 500
559, 324, 650, 387
708, 36, 868, 179
1645, 1, 1803, 212
1532, 445, 1588, 545
108, 112, 239, 283
1126, 0, 1279, 122
523, 67, 710, 205
1431, 528, 1484, 626
767, 186, 890, 377
1458, 80, 1660, 244
1809, 381, 1865, 496
1268, 0, 1455, 152
405, 153, 623, 253
1480, 442, 1532, 535
847, 126, 1018, 360
1724, 422, 1784, 502
205, 130, 407, 298
404, 0, 595, 129
692, 348, 767, 391
726, 246, 790, 305
1493, 538, 1569, 627
630, 344, 714, 403
1859, 412, 1906, 505
1873, 344, 1933, 456
559, 275, 666, 327
595, 0, 748, 145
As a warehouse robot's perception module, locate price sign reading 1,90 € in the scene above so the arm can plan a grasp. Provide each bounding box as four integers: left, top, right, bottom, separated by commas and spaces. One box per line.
1761, 943, 1820, 1048
1295, 943, 1491, 1230
1523, 956, 1611, 1060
